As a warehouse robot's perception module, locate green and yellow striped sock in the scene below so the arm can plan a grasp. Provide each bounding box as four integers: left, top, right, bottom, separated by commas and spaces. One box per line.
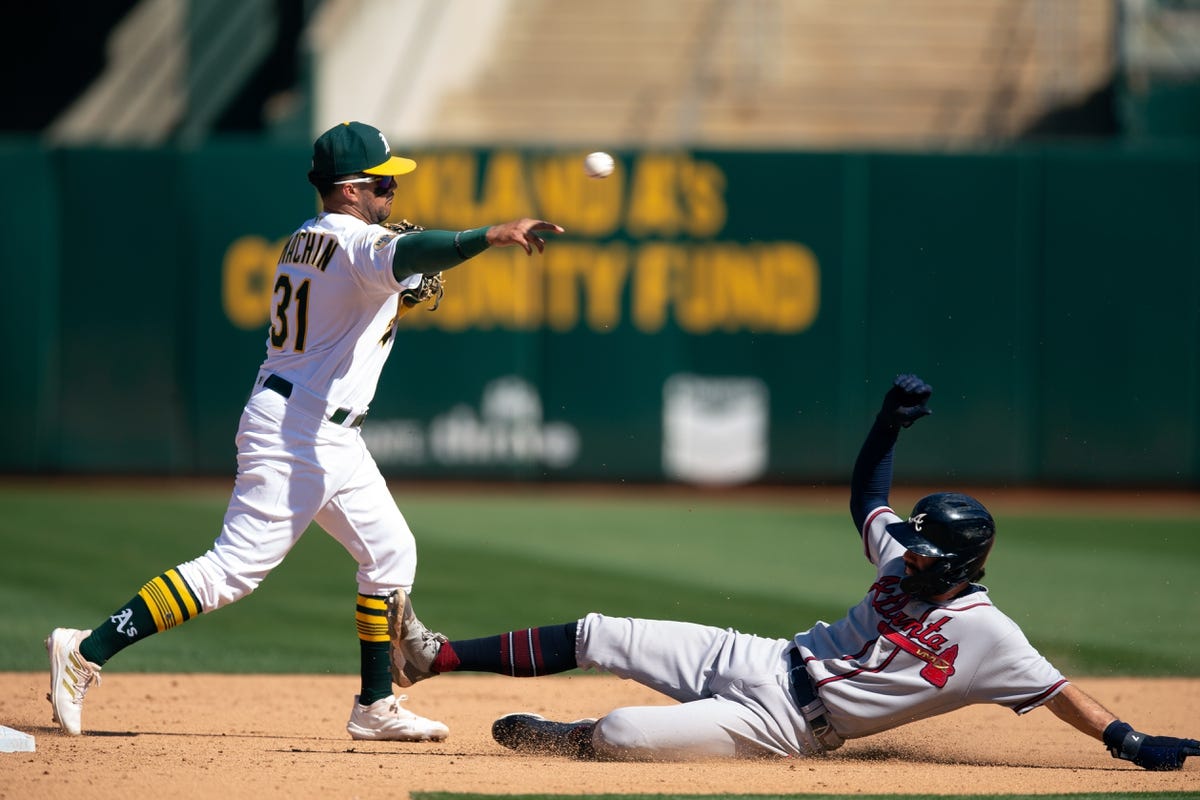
80, 568, 203, 666
356, 594, 392, 706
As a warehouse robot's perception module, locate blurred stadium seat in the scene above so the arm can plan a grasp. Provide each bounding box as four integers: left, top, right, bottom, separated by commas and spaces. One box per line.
11, 1, 1200, 148
313, 0, 1117, 148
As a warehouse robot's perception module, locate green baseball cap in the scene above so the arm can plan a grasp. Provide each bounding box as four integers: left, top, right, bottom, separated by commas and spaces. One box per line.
310, 121, 417, 178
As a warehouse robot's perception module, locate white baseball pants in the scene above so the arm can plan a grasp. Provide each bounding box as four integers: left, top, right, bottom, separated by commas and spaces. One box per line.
175, 383, 417, 611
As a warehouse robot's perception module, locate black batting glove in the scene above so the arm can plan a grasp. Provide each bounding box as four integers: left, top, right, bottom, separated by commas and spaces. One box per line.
877, 373, 933, 430
1104, 720, 1200, 771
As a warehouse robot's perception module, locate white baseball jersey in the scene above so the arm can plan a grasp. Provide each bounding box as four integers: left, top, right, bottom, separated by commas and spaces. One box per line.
794, 505, 1067, 739
263, 212, 425, 413
175, 212, 425, 610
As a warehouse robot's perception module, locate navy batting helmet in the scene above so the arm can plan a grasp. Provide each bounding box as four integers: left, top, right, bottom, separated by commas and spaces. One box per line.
886, 492, 995, 599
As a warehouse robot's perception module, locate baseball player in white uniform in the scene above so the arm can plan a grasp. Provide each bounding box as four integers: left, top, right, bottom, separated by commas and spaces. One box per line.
388, 374, 1199, 769
45, 120, 563, 740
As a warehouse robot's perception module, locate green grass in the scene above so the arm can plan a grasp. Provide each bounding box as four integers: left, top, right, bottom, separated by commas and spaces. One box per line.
1, 483, 1197, 676
415, 794, 1200, 800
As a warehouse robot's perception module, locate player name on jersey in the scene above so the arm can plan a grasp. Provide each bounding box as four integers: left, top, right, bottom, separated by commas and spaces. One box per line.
279, 231, 338, 271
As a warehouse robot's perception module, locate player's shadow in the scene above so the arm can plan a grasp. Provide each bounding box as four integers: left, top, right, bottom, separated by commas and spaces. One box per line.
36, 727, 327, 741
838, 744, 1126, 771
29, 725, 139, 738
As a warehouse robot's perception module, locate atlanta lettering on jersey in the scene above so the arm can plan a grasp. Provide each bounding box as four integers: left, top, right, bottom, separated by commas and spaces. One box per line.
279, 231, 338, 271
869, 575, 960, 688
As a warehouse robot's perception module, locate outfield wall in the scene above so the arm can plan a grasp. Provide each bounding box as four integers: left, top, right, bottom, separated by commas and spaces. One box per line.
2, 140, 1198, 487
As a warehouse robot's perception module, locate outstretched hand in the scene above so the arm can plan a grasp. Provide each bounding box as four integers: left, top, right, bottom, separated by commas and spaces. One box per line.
486, 219, 564, 254
1105, 721, 1200, 771
878, 373, 932, 429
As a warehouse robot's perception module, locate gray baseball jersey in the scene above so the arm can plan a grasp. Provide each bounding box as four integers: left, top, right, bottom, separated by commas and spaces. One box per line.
796, 504, 1067, 739
575, 503, 1066, 759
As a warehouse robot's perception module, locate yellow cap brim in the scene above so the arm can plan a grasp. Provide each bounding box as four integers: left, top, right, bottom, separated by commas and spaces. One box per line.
364, 155, 417, 176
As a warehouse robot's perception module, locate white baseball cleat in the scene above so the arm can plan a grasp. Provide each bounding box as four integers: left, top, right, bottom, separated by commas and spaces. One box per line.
386, 590, 447, 688
46, 628, 102, 735
346, 694, 449, 741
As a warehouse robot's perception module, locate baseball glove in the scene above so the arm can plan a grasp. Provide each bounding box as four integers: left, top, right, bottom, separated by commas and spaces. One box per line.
382, 219, 425, 235
382, 220, 445, 315
399, 272, 445, 313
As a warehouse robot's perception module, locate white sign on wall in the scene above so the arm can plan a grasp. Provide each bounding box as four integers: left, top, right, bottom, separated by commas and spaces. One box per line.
662, 373, 769, 486
364, 376, 580, 469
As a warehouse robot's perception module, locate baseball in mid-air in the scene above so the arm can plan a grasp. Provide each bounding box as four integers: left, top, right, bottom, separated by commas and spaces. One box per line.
583, 151, 615, 179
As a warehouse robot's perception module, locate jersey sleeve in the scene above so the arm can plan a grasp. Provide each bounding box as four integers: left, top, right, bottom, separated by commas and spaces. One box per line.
344, 226, 411, 295
862, 506, 909, 567
968, 623, 1068, 714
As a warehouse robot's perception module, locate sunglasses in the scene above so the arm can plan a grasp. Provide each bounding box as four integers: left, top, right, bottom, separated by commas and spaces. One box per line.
332, 174, 397, 194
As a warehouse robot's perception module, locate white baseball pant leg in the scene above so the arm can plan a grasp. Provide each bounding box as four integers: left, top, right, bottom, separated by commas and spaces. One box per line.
314, 442, 416, 596
175, 386, 416, 610
577, 613, 819, 760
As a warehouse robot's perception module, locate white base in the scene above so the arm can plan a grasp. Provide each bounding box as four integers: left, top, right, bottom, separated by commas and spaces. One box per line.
0, 725, 35, 752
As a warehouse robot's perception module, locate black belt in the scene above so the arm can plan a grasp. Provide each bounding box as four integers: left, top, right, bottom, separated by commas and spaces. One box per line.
263, 374, 367, 428
787, 647, 841, 752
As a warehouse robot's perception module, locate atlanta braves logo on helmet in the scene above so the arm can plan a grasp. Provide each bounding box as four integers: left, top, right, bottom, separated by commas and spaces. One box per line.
910, 512, 927, 531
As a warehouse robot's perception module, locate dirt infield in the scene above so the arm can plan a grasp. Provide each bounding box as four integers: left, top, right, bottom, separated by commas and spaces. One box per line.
2, 672, 1197, 799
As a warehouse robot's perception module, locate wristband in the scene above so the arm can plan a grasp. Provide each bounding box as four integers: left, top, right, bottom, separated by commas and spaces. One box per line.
1103, 720, 1140, 761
